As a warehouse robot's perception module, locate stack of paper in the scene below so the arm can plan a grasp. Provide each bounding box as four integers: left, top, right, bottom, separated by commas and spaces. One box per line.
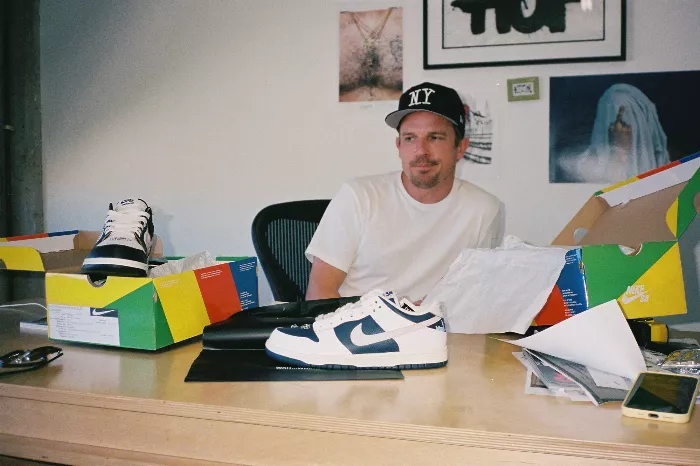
514, 349, 631, 405
502, 300, 647, 405
501, 300, 647, 379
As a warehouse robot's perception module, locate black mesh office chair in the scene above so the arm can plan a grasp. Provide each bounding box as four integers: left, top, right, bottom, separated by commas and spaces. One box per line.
251, 200, 331, 302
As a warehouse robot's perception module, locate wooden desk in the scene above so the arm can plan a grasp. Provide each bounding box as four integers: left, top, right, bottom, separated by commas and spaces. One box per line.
0, 309, 698, 466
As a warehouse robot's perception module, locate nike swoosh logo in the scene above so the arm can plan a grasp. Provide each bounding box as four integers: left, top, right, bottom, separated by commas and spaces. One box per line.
621, 293, 647, 305
91, 309, 117, 316
349, 315, 442, 347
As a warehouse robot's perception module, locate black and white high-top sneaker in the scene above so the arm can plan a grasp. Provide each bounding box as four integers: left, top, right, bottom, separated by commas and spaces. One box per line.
81, 198, 155, 277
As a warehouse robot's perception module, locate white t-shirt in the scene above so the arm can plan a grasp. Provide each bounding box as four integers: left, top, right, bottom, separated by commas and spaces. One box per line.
306, 172, 503, 302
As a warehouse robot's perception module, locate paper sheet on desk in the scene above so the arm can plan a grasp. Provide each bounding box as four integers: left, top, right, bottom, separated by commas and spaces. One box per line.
501, 300, 646, 380
422, 236, 567, 334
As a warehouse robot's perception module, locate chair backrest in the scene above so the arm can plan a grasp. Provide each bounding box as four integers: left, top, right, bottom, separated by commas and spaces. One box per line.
251, 199, 330, 302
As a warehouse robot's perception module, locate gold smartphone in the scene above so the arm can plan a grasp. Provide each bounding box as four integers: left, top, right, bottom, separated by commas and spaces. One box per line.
621, 372, 699, 424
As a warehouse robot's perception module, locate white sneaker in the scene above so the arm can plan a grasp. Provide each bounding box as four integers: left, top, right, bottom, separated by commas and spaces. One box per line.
81, 198, 154, 277
265, 290, 448, 369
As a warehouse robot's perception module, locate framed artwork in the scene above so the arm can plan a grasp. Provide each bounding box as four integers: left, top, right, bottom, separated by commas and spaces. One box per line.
507, 76, 540, 101
549, 70, 700, 183
463, 92, 495, 164
339, 4, 404, 102
423, 0, 626, 69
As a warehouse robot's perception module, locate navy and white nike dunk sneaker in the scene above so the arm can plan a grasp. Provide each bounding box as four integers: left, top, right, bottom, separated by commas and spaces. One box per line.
265, 290, 448, 370
81, 198, 154, 277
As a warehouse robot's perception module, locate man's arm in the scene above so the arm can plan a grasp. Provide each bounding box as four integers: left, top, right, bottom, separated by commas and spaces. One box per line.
306, 258, 347, 300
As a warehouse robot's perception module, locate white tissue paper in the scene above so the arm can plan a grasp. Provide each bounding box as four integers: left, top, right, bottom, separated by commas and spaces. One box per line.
148, 251, 221, 278
422, 236, 568, 335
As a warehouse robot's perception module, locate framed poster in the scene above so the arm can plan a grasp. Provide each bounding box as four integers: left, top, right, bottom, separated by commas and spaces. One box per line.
549, 70, 700, 183
507, 76, 540, 101
423, 0, 626, 69
339, 4, 404, 102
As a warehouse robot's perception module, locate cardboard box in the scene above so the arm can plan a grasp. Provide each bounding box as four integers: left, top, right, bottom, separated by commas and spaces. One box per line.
0, 230, 105, 272
45, 257, 258, 350
1, 230, 258, 350
535, 152, 700, 325
0, 230, 165, 273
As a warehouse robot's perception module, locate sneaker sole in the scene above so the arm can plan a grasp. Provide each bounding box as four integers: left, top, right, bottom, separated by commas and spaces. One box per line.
265, 346, 448, 370
81, 258, 148, 278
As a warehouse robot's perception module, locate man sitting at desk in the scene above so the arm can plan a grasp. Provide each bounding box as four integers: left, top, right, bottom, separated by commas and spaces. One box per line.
305, 82, 504, 303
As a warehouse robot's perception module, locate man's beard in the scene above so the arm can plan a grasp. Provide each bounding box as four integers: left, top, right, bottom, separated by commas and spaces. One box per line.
408, 155, 442, 189
409, 172, 440, 189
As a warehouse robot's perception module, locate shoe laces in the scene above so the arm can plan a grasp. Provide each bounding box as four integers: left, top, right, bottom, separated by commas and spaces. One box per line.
104, 208, 150, 236
315, 289, 393, 323
315, 301, 363, 323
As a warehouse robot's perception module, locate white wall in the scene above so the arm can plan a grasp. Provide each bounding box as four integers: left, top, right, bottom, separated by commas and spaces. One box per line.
40, 0, 700, 304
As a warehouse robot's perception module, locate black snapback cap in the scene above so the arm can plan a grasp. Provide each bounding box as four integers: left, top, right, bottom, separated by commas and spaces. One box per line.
385, 82, 466, 139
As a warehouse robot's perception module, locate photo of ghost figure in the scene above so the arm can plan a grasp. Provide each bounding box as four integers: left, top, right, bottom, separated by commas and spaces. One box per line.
550, 70, 700, 183
339, 7, 403, 102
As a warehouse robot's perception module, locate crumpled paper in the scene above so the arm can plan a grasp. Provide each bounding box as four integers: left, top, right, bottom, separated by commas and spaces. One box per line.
149, 251, 221, 278
422, 236, 568, 335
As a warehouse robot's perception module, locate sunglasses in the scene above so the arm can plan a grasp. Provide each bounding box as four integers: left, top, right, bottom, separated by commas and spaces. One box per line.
0, 346, 63, 375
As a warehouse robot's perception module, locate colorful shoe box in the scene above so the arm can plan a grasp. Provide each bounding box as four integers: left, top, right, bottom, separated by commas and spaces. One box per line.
535, 249, 589, 324
1, 230, 258, 350
45, 257, 258, 350
535, 152, 700, 325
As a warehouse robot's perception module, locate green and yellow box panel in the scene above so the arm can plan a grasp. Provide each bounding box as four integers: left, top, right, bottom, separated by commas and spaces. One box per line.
537, 152, 700, 325
45, 257, 258, 350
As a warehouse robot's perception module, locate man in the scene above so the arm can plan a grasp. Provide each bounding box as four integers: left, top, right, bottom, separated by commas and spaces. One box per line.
305, 82, 503, 302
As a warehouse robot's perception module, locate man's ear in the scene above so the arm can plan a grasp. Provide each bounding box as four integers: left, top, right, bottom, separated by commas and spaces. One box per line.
396, 136, 401, 150
456, 138, 469, 161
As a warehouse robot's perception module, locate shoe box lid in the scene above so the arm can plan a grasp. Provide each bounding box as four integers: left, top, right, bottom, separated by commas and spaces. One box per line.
0, 230, 163, 273
552, 152, 700, 249
536, 153, 700, 325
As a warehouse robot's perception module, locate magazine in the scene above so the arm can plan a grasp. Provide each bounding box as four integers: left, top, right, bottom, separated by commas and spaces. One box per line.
526, 349, 629, 405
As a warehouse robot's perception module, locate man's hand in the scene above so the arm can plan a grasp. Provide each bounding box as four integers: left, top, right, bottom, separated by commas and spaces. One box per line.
306, 258, 347, 300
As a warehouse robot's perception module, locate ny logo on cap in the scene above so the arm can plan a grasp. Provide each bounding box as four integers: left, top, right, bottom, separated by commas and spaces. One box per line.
408, 88, 436, 106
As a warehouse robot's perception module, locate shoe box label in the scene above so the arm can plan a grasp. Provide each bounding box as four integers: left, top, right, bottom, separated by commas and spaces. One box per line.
48, 304, 120, 346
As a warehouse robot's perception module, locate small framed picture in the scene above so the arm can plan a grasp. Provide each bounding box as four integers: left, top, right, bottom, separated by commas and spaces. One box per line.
507, 77, 539, 102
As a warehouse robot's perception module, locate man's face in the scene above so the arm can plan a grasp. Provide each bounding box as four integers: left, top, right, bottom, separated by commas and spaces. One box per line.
396, 111, 469, 190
